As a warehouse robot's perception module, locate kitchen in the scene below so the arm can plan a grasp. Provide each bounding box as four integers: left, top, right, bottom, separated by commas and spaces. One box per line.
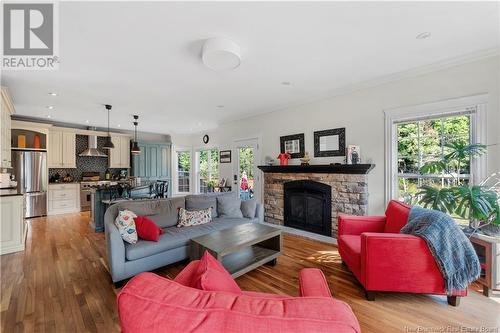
0, 87, 172, 255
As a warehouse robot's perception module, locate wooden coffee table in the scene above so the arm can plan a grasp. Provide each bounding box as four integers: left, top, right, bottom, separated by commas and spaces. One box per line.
190, 223, 282, 278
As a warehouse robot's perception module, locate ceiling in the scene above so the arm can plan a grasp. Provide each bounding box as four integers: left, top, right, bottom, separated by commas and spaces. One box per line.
2, 1, 499, 134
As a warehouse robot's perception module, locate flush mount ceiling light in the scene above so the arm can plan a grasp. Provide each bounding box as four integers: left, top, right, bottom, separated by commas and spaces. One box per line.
416, 32, 432, 39
131, 115, 141, 155
202, 37, 241, 71
46, 105, 54, 109
103, 104, 115, 150
48, 92, 58, 96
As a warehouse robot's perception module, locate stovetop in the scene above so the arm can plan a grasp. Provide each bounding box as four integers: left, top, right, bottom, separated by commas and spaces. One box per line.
80, 180, 117, 188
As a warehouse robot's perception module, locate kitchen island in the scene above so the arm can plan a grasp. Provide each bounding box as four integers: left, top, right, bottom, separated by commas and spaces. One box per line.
90, 180, 169, 232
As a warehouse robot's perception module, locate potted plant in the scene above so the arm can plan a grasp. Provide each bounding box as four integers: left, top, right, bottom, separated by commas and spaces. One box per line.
417, 142, 500, 236
206, 180, 216, 193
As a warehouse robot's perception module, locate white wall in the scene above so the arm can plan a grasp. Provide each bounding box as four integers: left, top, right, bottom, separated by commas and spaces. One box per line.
172, 56, 500, 214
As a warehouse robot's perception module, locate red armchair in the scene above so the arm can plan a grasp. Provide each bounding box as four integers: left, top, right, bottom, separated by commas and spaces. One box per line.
118, 262, 361, 332
338, 200, 467, 306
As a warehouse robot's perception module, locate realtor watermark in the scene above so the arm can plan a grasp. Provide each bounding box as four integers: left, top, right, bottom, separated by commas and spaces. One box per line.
404, 326, 499, 332
2, 1, 59, 70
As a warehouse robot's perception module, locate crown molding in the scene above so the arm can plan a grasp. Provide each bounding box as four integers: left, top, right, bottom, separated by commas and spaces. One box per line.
219, 47, 499, 127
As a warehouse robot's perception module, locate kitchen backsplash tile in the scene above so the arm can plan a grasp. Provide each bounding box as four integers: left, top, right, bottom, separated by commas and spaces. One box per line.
49, 135, 127, 181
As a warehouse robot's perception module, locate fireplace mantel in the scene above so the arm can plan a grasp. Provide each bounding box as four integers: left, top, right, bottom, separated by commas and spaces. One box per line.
258, 164, 375, 174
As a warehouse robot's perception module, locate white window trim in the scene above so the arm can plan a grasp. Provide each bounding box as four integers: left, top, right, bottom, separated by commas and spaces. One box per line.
172, 146, 193, 196
194, 146, 219, 194
384, 94, 488, 204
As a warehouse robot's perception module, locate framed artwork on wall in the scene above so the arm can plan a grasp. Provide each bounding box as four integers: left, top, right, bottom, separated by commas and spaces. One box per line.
347, 145, 361, 164
280, 133, 305, 159
314, 128, 346, 157
219, 150, 232, 163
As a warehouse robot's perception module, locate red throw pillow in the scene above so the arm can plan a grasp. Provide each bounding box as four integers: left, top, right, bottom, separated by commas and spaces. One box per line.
384, 200, 411, 233
191, 251, 242, 294
134, 216, 164, 242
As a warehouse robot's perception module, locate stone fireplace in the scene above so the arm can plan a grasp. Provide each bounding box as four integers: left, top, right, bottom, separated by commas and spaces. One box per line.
258, 164, 375, 239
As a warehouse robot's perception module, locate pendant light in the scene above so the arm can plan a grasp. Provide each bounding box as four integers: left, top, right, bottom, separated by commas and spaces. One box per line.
131, 115, 141, 155
103, 104, 115, 149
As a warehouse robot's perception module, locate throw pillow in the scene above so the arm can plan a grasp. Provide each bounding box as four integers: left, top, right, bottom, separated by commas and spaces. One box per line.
217, 196, 243, 218
241, 199, 257, 218
114, 209, 138, 244
191, 251, 242, 294
385, 200, 411, 233
177, 207, 212, 227
186, 195, 218, 217
134, 216, 164, 242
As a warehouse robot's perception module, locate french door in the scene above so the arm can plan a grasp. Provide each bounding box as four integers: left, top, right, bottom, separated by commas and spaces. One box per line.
234, 138, 261, 202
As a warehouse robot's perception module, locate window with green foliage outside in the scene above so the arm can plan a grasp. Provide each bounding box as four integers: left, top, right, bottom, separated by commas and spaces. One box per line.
177, 150, 191, 193
397, 114, 471, 208
198, 149, 219, 193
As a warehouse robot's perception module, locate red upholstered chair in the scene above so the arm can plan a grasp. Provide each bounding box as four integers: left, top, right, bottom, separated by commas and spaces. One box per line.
338, 200, 467, 306
118, 262, 361, 333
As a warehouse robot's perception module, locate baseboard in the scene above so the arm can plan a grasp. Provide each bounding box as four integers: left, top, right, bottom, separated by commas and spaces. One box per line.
260, 222, 338, 245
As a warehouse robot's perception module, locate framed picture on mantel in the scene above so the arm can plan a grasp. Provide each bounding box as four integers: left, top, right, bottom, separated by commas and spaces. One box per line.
280, 133, 305, 159
314, 128, 345, 157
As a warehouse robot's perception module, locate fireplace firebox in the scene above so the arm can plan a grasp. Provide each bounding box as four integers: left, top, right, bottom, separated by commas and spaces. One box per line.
284, 180, 331, 236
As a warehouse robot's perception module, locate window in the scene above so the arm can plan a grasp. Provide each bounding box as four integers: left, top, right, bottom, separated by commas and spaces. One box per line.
175, 149, 191, 193
385, 94, 487, 205
397, 115, 471, 203
196, 148, 219, 193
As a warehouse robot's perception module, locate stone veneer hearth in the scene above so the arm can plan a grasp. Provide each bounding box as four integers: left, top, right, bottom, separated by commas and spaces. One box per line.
258, 165, 374, 239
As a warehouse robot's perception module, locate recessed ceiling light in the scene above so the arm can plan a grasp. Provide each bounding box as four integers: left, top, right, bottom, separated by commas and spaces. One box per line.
85, 120, 89, 123
48, 92, 58, 96
416, 32, 431, 40
281, 81, 291, 85
47, 115, 51, 118
117, 124, 121, 128
46, 105, 54, 109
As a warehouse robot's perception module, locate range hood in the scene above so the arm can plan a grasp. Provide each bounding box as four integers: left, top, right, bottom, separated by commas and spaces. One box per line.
79, 135, 108, 157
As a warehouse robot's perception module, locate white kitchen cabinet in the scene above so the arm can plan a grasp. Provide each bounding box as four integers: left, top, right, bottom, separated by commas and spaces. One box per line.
108, 136, 130, 168
48, 130, 76, 168
0, 194, 26, 255
62, 132, 76, 167
1, 87, 14, 169
48, 183, 80, 215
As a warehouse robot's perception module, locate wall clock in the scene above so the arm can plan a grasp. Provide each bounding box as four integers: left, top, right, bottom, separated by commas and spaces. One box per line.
203, 134, 209, 144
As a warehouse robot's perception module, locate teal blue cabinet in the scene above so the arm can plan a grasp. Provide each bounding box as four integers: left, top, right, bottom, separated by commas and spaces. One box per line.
131, 141, 172, 196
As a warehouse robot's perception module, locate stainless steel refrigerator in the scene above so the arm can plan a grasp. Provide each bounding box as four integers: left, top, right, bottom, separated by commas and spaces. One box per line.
12, 150, 47, 218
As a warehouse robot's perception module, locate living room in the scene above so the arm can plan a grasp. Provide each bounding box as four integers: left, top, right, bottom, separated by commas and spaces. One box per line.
1, 1, 499, 332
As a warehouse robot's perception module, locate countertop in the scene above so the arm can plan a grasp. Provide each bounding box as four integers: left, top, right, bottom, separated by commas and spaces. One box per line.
0, 188, 22, 197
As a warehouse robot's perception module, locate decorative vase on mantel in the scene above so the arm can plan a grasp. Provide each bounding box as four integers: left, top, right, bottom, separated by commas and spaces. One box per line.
277, 153, 291, 166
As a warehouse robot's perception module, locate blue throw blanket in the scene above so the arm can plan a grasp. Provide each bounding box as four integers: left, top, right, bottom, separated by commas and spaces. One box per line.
400, 206, 480, 294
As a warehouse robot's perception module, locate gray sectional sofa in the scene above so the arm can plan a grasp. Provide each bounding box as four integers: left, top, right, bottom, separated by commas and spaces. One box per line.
104, 193, 264, 283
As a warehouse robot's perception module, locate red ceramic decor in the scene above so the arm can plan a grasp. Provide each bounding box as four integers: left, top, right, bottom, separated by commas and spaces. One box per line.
33, 134, 41, 149
277, 153, 291, 166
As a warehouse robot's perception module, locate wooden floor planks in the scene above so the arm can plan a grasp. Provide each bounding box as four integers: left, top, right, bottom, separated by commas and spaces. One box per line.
1, 212, 499, 332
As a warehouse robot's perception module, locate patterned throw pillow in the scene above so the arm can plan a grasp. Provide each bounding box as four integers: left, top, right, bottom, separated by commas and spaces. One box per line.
177, 207, 212, 228
114, 209, 138, 244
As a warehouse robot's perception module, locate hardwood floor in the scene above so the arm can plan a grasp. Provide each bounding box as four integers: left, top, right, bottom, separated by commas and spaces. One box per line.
1, 213, 499, 333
